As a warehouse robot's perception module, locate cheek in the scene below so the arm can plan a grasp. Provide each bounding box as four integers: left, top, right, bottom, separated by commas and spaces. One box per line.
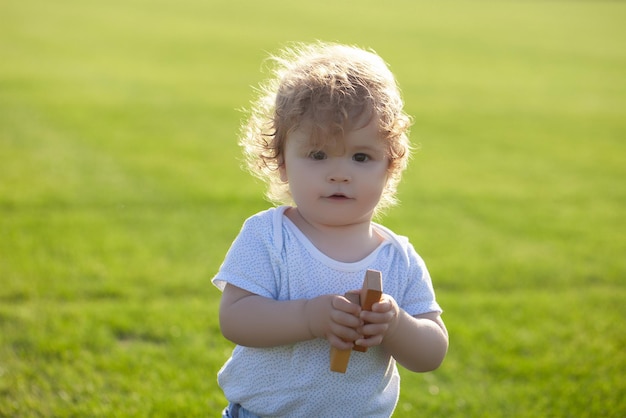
373, 161, 391, 182
280, 162, 314, 193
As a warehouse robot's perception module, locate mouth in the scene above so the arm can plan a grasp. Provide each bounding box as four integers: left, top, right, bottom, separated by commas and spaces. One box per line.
325, 193, 351, 200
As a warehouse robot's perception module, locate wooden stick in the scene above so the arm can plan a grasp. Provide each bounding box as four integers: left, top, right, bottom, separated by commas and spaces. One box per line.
352, 270, 383, 352
329, 292, 360, 373
329, 269, 383, 373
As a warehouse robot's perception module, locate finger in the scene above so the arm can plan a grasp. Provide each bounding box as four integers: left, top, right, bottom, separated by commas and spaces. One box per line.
333, 295, 361, 315
355, 334, 384, 348
360, 322, 389, 337
327, 334, 355, 350
333, 322, 363, 340
329, 322, 362, 344
371, 302, 392, 313
360, 309, 394, 324
332, 309, 363, 328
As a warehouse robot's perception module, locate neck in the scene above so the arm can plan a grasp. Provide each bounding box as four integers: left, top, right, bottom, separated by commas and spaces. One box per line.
286, 207, 383, 263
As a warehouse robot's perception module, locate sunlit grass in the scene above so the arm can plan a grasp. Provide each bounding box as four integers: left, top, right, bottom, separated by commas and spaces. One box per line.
1, 0, 624, 416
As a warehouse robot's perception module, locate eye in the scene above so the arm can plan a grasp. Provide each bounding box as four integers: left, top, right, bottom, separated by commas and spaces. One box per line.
352, 153, 370, 162
309, 150, 327, 160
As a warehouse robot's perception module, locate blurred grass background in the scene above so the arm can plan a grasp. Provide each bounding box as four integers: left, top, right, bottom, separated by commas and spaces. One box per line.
1, 0, 624, 416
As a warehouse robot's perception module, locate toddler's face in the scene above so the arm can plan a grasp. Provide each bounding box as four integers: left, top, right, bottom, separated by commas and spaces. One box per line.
279, 117, 389, 227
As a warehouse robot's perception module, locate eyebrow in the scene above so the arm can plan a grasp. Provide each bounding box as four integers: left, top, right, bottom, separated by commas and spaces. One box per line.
352, 144, 383, 152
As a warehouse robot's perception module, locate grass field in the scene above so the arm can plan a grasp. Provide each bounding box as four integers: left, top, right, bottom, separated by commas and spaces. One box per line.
1, 0, 625, 416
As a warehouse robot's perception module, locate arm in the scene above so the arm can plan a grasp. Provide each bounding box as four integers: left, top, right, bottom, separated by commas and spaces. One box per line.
219, 283, 363, 348
358, 297, 448, 372
382, 310, 448, 372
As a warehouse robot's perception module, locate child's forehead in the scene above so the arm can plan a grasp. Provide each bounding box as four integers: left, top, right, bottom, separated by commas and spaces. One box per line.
292, 110, 379, 139
288, 115, 385, 149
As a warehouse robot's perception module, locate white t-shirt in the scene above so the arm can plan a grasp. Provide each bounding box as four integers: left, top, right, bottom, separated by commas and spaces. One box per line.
212, 206, 441, 417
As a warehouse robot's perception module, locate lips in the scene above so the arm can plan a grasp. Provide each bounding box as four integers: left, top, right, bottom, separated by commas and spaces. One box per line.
326, 193, 351, 200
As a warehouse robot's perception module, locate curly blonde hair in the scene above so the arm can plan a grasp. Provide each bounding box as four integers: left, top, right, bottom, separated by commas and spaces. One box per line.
240, 42, 412, 215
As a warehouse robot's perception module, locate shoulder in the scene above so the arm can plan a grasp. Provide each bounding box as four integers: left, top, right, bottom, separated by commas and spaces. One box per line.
212, 207, 290, 295
240, 206, 288, 233
237, 205, 290, 249
242, 206, 282, 226
373, 222, 420, 263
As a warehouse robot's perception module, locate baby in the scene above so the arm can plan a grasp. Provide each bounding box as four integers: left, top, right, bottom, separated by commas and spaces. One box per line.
213, 41, 448, 417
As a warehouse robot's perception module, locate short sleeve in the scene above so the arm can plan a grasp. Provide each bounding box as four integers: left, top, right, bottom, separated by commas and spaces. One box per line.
399, 245, 442, 316
212, 211, 282, 299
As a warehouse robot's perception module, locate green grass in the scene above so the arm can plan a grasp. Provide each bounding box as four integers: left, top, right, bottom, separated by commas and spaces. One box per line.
1, 0, 625, 416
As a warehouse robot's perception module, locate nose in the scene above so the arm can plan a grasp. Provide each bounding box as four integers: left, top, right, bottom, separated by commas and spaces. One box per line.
326, 157, 352, 183
327, 168, 351, 183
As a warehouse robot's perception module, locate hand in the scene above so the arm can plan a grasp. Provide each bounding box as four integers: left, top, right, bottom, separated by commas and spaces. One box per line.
354, 294, 400, 348
304, 294, 363, 350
